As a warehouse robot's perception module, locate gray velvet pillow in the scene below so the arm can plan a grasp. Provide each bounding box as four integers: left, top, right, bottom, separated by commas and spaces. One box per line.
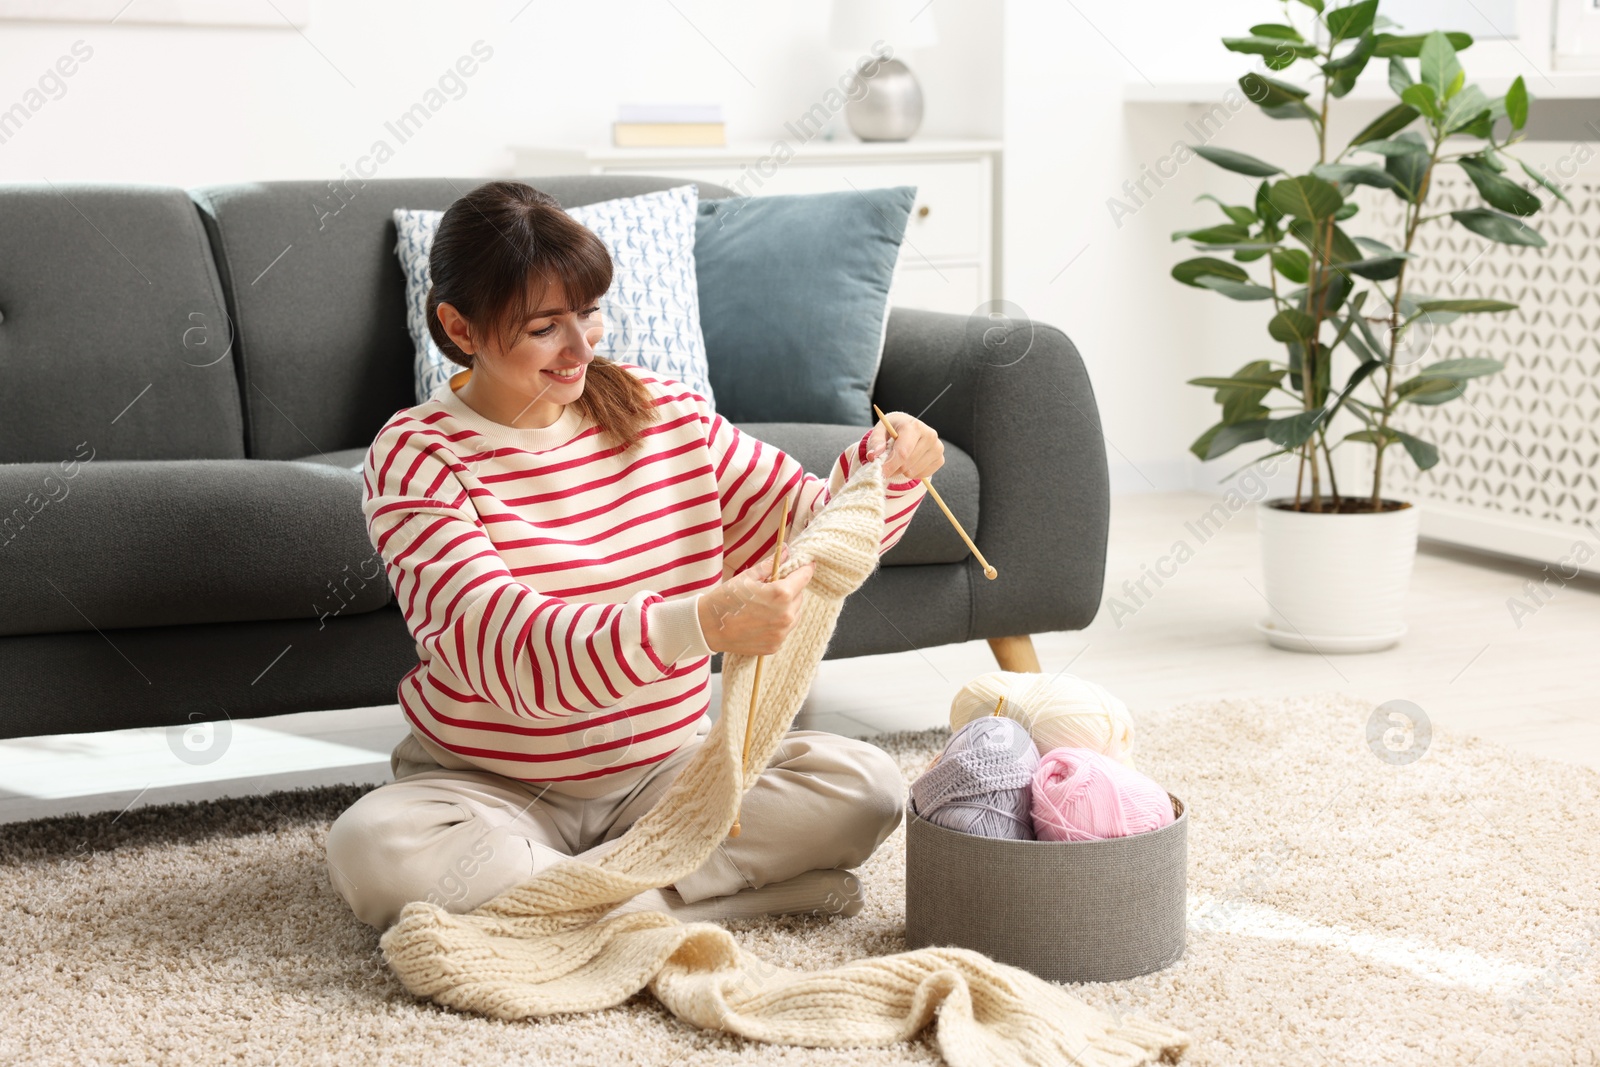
695, 186, 915, 426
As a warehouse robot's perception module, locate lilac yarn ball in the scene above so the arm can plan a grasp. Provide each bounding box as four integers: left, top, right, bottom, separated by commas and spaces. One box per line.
910, 716, 1040, 840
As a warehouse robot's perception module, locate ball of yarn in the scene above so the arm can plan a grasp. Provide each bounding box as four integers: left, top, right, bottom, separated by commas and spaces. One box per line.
910, 716, 1040, 840
1030, 747, 1175, 842
951, 671, 1138, 767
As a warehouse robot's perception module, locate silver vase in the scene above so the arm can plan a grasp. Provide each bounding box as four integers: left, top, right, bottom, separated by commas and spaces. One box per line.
845, 57, 924, 142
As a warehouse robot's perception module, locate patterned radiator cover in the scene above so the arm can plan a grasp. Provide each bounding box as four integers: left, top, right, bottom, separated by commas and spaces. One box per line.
1356, 169, 1600, 573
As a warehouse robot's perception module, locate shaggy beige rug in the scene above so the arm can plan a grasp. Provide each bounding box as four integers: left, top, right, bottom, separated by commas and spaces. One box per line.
4, 691, 1597, 1066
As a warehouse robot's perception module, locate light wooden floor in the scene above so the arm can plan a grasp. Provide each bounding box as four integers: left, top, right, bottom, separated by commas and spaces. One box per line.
3, 492, 1595, 824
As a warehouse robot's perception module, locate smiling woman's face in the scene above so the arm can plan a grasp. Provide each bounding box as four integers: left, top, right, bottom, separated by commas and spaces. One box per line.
436, 277, 605, 429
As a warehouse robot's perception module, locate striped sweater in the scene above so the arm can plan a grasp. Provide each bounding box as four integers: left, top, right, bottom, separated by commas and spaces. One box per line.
362, 363, 928, 798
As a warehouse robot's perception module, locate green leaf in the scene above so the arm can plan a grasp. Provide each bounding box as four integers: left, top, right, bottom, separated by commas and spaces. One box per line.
1385, 134, 1431, 201
1454, 109, 1494, 139
1413, 298, 1518, 315
1188, 375, 1284, 389
1195, 193, 1258, 225
1172, 256, 1249, 287
1268, 175, 1344, 220
1312, 162, 1400, 190
1451, 208, 1547, 247
1518, 158, 1572, 207
1442, 85, 1491, 134
1305, 270, 1352, 317
1352, 309, 1387, 361
1401, 82, 1442, 121
1255, 180, 1284, 227
1341, 255, 1406, 281
1408, 382, 1468, 406
1333, 357, 1382, 405
1191, 144, 1284, 177
1266, 409, 1327, 449
1373, 31, 1473, 58
1459, 158, 1541, 216
1506, 75, 1529, 129
1239, 72, 1312, 107
1172, 223, 1252, 244
1222, 35, 1320, 69
1350, 103, 1420, 145
1354, 235, 1409, 256
1262, 100, 1324, 122
1353, 136, 1428, 157
1398, 375, 1468, 403
1394, 428, 1440, 469
1269, 308, 1319, 344
1198, 418, 1273, 461
1420, 31, 1464, 97
1296, 0, 1325, 12
1272, 248, 1311, 283
1326, 0, 1378, 41
1288, 217, 1364, 266
1399, 292, 1461, 325
1196, 275, 1277, 300
1388, 56, 1413, 95
1250, 23, 1306, 40
1324, 31, 1377, 97
1418, 357, 1505, 379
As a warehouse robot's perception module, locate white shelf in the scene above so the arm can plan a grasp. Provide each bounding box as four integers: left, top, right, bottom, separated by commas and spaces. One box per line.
1124, 72, 1600, 103
509, 138, 1003, 164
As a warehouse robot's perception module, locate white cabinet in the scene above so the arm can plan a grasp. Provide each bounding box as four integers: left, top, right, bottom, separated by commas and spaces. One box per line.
510, 140, 1002, 317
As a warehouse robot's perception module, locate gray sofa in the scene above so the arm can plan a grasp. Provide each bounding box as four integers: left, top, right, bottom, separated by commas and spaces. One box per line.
0, 175, 1109, 741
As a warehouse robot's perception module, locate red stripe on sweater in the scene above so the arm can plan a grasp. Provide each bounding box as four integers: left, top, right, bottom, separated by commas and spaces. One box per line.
419, 674, 709, 737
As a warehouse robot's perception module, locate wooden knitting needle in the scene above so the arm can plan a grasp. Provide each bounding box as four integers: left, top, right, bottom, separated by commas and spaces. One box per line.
730, 495, 791, 839
873, 405, 997, 580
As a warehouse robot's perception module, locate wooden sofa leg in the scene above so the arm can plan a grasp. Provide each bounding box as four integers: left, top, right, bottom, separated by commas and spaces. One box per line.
986, 634, 1041, 673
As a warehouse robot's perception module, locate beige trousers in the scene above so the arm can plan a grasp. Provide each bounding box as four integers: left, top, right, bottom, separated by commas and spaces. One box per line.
325, 713, 905, 930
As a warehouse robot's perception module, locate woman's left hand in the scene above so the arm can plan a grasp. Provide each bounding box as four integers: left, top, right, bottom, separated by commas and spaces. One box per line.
866, 412, 945, 483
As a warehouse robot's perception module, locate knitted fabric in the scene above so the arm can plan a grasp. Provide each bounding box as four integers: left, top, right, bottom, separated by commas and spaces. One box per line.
377, 455, 1190, 1067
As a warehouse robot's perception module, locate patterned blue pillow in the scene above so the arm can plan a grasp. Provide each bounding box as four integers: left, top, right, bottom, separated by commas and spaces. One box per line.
394, 184, 714, 409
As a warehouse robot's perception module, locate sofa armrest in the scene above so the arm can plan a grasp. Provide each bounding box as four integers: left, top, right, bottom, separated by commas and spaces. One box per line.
871, 307, 1110, 640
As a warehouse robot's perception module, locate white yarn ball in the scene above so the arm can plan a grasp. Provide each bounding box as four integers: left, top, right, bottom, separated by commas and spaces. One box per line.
950, 670, 1137, 767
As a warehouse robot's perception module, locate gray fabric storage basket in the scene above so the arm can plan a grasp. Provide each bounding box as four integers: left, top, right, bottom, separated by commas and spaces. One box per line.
904, 795, 1187, 983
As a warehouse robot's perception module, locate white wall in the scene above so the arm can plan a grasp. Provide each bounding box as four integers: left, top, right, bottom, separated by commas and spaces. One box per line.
0, 0, 1002, 186
7, 0, 1553, 500
999, 0, 1553, 496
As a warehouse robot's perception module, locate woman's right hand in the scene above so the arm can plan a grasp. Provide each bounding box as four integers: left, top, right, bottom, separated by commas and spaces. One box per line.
696, 547, 816, 655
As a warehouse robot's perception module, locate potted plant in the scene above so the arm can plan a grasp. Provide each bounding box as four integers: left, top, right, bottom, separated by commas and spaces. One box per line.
1174, 0, 1558, 652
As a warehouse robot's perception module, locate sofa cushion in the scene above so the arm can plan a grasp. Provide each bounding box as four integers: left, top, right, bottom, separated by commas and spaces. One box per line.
695, 187, 915, 426
0, 183, 244, 464
188, 175, 735, 462
741, 422, 978, 566
0, 458, 386, 638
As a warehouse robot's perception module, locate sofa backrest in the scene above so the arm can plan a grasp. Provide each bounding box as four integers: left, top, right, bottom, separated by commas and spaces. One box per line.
0, 183, 245, 464
188, 175, 734, 461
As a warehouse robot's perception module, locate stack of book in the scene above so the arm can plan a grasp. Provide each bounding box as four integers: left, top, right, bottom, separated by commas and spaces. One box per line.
612, 104, 726, 148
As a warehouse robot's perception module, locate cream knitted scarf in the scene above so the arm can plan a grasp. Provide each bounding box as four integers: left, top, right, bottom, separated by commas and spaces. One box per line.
379, 456, 1190, 1067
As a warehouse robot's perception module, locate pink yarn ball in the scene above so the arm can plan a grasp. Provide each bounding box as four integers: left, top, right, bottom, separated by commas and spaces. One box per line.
1030, 747, 1175, 842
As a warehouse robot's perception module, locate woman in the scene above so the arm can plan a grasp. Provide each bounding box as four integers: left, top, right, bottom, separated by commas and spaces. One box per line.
326, 180, 944, 931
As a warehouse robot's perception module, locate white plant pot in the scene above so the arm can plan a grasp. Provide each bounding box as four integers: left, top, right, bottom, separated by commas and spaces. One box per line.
1255, 499, 1421, 653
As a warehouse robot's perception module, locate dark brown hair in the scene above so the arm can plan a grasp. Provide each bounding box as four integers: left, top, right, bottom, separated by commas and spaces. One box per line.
424, 180, 657, 454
